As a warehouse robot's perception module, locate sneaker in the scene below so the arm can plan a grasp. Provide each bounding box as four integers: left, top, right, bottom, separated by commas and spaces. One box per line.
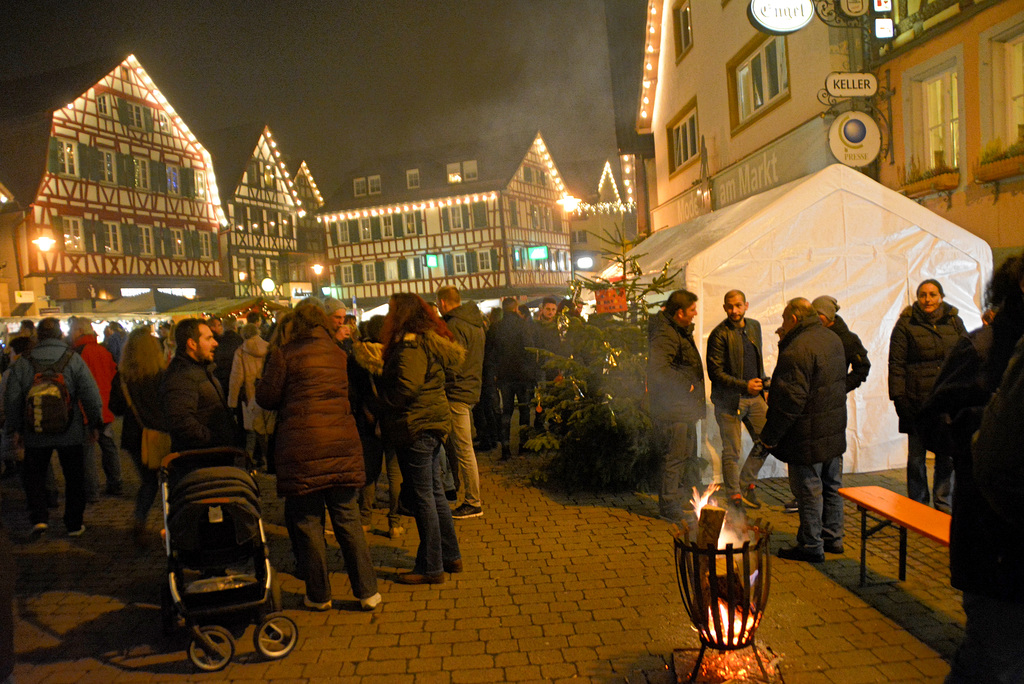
783, 498, 800, 513
303, 596, 331, 611
451, 504, 483, 519
824, 540, 844, 554
388, 525, 405, 539
30, 522, 48, 539
359, 592, 382, 611
729, 494, 744, 509
741, 488, 762, 510
67, 525, 86, 537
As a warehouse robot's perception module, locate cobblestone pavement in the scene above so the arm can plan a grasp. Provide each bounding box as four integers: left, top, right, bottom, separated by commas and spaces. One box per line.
3, 447, 961, 683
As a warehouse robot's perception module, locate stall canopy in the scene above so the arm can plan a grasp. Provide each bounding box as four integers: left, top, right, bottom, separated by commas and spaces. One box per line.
92, 290, 190, 316
608, 164, 992, 475
161, 297, 290, 320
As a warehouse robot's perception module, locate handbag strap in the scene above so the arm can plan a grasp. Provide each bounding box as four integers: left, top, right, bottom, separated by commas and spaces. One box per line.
119, 374, 147, 429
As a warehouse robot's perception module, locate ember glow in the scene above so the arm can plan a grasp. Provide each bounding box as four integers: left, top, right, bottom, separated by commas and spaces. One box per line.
705, 599, 761, 647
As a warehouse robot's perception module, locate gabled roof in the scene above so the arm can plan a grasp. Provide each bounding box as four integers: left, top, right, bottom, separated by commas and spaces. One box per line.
292, 161, 325, 209
0, 55, 127, 209
321, 129, 565, 214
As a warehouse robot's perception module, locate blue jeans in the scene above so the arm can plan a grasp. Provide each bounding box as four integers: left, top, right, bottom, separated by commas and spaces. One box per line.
787, 456, 844, 554
659, 421, 701, 521
396, 432, 461, 575
945, 591, 1024, 683
715, 395, 768, 496
906, 432, 953, 512
499, 381, 534, 446
284, 486, 377, 603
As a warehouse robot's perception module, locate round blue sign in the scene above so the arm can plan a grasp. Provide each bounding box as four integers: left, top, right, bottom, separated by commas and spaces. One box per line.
842, 118, 867, 144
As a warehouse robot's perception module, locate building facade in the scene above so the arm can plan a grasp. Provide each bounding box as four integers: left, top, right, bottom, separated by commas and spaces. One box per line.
0, 55, 228, 315
318, 132, 574, 309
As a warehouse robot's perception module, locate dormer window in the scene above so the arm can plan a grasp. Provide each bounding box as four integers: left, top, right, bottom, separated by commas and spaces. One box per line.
463, 160, 478, 181
369, 174, 381, 195
447, 163, 462, 184
406, 169, 420, 189
354, 177, 367, 197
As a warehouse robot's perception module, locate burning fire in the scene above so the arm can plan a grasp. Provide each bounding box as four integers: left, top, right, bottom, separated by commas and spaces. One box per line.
690, 482, 720, 519
705, 598, 761, 647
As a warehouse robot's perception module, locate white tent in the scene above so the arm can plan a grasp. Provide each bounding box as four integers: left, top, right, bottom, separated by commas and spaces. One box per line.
611, 164, 992, 476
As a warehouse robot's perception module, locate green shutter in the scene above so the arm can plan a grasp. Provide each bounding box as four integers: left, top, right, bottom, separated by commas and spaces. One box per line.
394, 217, 404, 239
441, 209, 450, 232
461, 205, 471, 230
352, 262, 363, 284
78, 144, 94, 180
116, 98, 131, 127
82, 219, 96, 252
334, 265, 342, 286
181, 230, 194, 258
509, 199, 518, 227
143, 108, 153, 133
415, 212, 423, 235
124, 224, 139, 255
210, 231, 219, 259
375, 261, 385, 282
116, 154, 130, 187
158, 227, 171, 256
51, 215, 63, 238
370, 217, 382, 240
443, 254, 454, 276
398, 259, 409, 280
348, 220, 359, 243
467, 252, 478, 273
181, 167, 195, 198
413, 259, 423, 279
92, 220, 106, 253
47, 138, 61, 173
491, 248, 499, 271
473, 202, 487, 228
150, 160, 167, 194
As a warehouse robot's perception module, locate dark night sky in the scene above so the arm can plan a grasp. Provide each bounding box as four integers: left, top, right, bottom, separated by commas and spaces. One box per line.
1, 0, 638, 201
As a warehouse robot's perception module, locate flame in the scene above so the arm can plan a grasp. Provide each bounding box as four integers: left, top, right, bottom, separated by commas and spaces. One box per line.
690, 482, 720, 520
705, 599, 760, 647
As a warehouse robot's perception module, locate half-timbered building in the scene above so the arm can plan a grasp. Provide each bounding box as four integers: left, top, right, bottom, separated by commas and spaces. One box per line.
318, 131, 574, 309
0, 55, 228, 315
204, 124, 315, 300
291, 161, 326, 298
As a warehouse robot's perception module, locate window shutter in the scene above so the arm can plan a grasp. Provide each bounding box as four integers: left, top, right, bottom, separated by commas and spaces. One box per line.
116, 154, 131, 187
398, 259, 409, 280
443, 253, 454, 276
333, 265, 342, 286
352, 263, 363, 284
394, 217, 404, 239
441, 209, 450, 232
51, 215, 63, 237
210, 231, 219, 259
161, 227, 174, 256
491, 248, 499, 271
83, 219, 96, 252
415, 212, 423, 235
126, 155, 138, 188
375, 261, 385, 282
143, 108, 154, 133
116, 98, 131, 127
180, 167, 195, 198
92, 220, 107, 253
183, 230, 196, 258
47, 138, 61, 173
348, 219, 359, 243
125, 224, 140, 255
461, 205, 471, 231
371, 217, 382, 240
414, 259, 423, 279
473, 202, 486, 228
78, 144, 95, 180
467, 252, 478, 273
150, 160, 167, 194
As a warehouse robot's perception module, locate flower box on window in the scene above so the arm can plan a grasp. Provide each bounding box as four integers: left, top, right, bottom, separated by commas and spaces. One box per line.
975, 155, 1024, 184
900, 171, 960, 198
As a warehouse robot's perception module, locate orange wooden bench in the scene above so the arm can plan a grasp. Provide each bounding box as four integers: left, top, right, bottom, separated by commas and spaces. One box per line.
838, 486, 950, 586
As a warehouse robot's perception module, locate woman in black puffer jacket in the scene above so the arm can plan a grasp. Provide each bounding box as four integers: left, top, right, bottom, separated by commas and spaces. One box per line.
888, 279, 967, 512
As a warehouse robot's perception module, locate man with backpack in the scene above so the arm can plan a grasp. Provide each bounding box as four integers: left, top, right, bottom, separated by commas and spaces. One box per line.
3, 318, 104, 538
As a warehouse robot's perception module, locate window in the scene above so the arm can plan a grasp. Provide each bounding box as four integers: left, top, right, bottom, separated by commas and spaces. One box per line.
1008, 35, 1024, 142
447, 162, 462, 183
385, 260, 398, 281
100, 149, 116, 183
359, 218, 372, 240
405, 212, 418, 234
353, 177, 367, 197
523, 167, 534, 184
156, 112, 170, 132
97, 94, 111, 117
362, 263, 375, 282
135, 158, 150, 190
171, 228, 185, 257
105, 222, 121, 254
478, 250, 492, 271
127, 103, 144, 128
63, 217, 84, 252
341, 264, 354, 284
732, 35, 789, 126
406, 168, 420, 189
531, 205, 540, 229
923, 70, 959, 169
509, 200, 518, 227
463, 160, 478, 181
668, 105, 699, 172
454, 253, 467, 275
383, 215, 394, 238
368, 175, 381, 194
139, 226, 154, 256
167, 165, 180, 194
199, 231, 212, 259
450, 206, 463, 230
195, 170, 206, 199
263, 162, 275, 189
57, 140, 77, 176
673, 1, 693, 60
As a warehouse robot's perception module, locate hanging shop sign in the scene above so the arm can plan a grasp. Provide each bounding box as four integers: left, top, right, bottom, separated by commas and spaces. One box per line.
826, 72, 878, 98
840, 0, 869, 16
828, 111, 881, 167
747, 0, 815, 34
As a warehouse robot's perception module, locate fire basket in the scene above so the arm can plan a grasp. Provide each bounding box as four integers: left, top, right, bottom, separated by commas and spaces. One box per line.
674, 517, 774, 682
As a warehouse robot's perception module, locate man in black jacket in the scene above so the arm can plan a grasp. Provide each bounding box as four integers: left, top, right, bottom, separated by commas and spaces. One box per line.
160, 318, 242, 452
707, 290, 769, 509
811, 296, 870, 392
437, 286, 486, 519
758, 298, 847, 563
491, 297, 537, 459
648, 290, 706, 521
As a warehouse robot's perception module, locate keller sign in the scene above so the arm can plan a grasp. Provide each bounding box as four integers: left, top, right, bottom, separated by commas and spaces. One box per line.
747, 0, 815, 34
826, 72, 878, 98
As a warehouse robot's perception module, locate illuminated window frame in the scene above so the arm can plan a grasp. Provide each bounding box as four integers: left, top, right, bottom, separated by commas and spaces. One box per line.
135, 158, 150, 190
463, 160, 478, 181
353, 177, 367, 197
199, 231, 212, 259
341, 264, 354, 285
362, 263, 375, 283
100, 149, 116, 183
383, 215, 394, 238
673, 0, 693, 62
139, 225, 154, 256
57, 139, 78, 176
447, 162, 462, 184
96, 94, 111, 117
195, 170, 207, 199
63, 217, 85, 252
171, 228, 185, 257
903, 49, 964, 174
454, 253, 467, 275
105, 222, 121, 254
667, 99, 699, 174
727, 34, 790, 132
167, 165, 180, 195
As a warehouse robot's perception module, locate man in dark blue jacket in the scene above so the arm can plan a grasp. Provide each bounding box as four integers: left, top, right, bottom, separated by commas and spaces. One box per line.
759, 298, 847, 563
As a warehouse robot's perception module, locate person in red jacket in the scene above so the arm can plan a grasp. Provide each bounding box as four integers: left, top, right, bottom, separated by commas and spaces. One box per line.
70, 317, 122, 498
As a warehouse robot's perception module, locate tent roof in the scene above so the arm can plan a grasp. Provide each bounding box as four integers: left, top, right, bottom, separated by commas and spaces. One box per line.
162, 296, 289, 318
92, 290, 190, 315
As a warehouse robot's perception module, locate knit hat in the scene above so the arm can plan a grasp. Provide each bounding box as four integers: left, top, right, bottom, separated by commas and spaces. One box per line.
811, 295, 839, 322
322, 297, 346, 315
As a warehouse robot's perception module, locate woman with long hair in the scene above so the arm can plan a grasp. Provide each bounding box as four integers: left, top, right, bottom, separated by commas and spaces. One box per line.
379, 293, 465, 584
255, 302, 380, 611
888, 278, 967, 512
109, 325, 167, 546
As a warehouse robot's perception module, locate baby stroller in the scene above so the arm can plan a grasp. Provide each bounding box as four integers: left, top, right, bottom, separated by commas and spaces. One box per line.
159, 447, 297, 671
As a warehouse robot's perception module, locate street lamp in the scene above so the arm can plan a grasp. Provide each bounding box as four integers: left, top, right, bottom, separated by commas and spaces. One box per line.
312, 263, 323, 296
32, 235, 56, 309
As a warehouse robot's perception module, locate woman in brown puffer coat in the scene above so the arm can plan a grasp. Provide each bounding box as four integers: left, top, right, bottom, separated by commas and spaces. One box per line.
256, 302, 380, 611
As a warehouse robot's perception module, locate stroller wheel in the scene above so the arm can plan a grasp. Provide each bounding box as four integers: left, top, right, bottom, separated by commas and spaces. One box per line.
254, 613, 298, 660
188, 625, 234, 672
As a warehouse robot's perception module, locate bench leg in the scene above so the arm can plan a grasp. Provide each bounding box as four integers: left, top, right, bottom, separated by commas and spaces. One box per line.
899, 527, 907, 581
859, 506, 867, 587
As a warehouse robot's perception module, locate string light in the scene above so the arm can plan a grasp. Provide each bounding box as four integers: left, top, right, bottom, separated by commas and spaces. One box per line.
637, 0, 662, 132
